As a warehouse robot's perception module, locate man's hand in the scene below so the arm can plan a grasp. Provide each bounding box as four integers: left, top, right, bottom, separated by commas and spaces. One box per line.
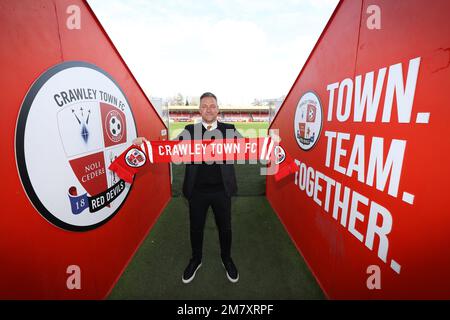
132, 137, 153, 163
133, 137, 148, 145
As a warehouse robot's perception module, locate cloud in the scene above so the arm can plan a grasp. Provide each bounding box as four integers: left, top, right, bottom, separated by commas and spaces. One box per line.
87, 0, 338, 104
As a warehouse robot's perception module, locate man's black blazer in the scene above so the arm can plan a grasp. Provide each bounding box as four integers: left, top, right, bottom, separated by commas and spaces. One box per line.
176, 121, 242, 199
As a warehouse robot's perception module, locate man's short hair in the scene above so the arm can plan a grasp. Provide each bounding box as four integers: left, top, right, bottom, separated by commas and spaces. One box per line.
200, 92, 217, 102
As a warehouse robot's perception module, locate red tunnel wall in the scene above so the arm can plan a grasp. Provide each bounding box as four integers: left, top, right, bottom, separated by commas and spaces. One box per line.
0, 0, 171, 299
267, 0, 450, 299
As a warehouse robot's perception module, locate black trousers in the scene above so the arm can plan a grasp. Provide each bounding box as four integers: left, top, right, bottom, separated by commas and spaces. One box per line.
188, 189, 232, 262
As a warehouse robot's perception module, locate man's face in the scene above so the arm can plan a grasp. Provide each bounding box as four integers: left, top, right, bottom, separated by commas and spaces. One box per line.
199, 96, 219, 124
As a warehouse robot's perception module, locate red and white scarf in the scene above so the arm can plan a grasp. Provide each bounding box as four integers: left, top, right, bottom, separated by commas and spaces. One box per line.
109, 137, 297, 184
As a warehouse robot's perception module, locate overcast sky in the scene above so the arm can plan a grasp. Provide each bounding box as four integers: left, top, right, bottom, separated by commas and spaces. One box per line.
87, 0, 339, 105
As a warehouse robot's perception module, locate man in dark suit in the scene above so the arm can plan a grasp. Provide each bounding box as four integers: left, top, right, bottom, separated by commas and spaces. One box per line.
177, 92, 242, 284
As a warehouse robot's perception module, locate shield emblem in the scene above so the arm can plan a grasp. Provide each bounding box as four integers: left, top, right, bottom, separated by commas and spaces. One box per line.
125, 148, 146, 167
57, 101, 129, 210
274, 145, 286, 164
307, 103, 316, 122
15, 61, 139, 231
298, 122, 306, 138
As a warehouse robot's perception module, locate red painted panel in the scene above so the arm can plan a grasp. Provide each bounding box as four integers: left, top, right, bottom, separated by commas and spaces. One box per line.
0, 0, 170, 299
267, 0, 450, 299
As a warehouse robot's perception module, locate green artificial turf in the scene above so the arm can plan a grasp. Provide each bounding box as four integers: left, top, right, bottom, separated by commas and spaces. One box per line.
168, 121, 269, 140
108, 196, 324, 300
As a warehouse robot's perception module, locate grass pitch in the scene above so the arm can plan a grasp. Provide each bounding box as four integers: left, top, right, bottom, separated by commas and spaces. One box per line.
169, 121, 269, 139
